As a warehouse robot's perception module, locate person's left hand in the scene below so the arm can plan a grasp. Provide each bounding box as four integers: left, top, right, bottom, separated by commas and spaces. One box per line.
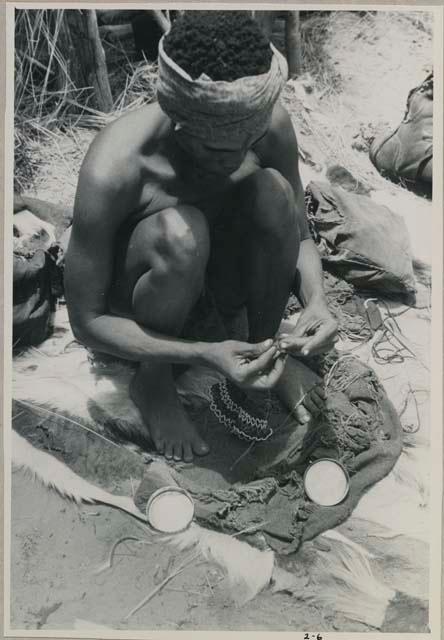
278, 298, 338, 357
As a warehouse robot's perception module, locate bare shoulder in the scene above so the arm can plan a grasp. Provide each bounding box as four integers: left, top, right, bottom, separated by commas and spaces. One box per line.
79, 102, 169, 190
264, 102, 296, 149
254, 102, 299, 166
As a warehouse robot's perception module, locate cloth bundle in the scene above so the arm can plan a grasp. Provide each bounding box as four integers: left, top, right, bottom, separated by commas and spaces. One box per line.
305, 181, 416, 297
370, 73, 433, 195
157, 36, 288, 142
13, 196, 71, 348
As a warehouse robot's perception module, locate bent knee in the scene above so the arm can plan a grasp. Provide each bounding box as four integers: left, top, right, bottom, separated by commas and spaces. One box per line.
152, 206, 210, 274
242, 168, 296, 235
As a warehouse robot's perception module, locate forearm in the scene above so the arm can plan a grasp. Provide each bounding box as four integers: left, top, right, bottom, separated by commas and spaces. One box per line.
294, 238, 327, 307
73, 313, 212, 366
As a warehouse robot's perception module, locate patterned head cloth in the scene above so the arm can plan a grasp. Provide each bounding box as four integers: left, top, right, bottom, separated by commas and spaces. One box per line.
156, 35, 288, 143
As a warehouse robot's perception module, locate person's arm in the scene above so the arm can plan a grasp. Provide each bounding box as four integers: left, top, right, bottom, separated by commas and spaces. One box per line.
258, 104, 338, 356
65, 153, 210, 364
65, 149, 282, 387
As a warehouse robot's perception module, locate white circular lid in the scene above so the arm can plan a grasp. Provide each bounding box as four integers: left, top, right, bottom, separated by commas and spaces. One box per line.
147, 487, 194, 533
304, 459, 349, 506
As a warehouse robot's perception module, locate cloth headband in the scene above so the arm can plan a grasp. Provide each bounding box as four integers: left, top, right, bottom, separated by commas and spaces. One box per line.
156, 35, 288, 142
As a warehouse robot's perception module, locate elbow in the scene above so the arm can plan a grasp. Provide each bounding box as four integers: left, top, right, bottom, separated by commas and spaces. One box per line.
68, 314, 98, 350
65, 292, 99, 350
70, 319, 90, 348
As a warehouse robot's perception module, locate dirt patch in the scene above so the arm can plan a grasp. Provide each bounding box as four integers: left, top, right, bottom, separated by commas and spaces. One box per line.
11, 473, 331, 631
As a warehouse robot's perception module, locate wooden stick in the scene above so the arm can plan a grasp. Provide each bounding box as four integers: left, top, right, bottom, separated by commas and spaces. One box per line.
64, 10, 113, 113
97, 9, 142, 24
86, 10, 113, 112
285, 11, 302, 78
124, 550, 200, 620
99, 23, 133, 40
14, 399, 121, 449
150, 9, 170, 34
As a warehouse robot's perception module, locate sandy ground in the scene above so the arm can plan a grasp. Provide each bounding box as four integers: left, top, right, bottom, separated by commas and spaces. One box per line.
11, 474, 360, 632
10, 9, 434, 634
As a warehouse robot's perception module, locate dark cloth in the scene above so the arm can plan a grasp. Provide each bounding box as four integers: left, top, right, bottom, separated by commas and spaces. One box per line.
13, 196, 71, 348
13, 251, 54, 347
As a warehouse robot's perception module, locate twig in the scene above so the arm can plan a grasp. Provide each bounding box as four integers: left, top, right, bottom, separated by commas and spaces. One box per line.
205, 572, 215, 597
230, 441, 256, 471
165, 587, 204, 596
398, 389, 411, 418
407, 382, 421, 433
275, 381, 321, 435
14, 399, 122, 450
94, 536, 147, 575
231, 521, 270, 537
123, 550, 200, 620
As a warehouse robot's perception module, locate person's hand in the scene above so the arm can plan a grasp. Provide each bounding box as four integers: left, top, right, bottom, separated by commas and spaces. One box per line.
210, 339, 287, 390
278, 298, 338, 357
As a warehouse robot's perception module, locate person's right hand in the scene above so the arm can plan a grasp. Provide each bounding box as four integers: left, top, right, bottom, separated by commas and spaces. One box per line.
209, 339, 287, 390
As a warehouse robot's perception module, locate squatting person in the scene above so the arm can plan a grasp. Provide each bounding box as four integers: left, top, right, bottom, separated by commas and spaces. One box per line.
65, 12, 338, 462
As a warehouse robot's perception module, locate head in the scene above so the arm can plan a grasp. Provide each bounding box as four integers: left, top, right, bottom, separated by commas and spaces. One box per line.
163, 11, 272, 82
157, 11, 288, 175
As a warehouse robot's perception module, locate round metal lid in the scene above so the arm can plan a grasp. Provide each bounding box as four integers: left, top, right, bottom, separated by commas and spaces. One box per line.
304, 458, 350, 507
146, 486, 195, 533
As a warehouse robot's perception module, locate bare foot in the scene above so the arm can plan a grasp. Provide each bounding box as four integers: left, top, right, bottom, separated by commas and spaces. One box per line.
130, 362, 209, 462
276, 356, 325, 424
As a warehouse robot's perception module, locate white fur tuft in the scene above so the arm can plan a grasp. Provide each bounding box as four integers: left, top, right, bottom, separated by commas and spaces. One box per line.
12, 430, 147, 522
164, 523, 274, 605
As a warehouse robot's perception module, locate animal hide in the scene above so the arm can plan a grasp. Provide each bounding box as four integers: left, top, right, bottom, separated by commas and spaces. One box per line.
12, 430, 147, 522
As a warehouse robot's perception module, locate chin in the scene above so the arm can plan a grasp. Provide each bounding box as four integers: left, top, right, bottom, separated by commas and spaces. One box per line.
214, 165, 242, 176
199, 166, 234, 178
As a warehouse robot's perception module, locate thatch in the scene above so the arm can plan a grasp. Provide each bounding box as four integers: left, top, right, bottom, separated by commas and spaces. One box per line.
14, 8, 158, 191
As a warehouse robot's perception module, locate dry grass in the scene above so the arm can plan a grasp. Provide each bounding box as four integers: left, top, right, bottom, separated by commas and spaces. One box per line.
14, 9, 159, 193
299, 11, 343, 93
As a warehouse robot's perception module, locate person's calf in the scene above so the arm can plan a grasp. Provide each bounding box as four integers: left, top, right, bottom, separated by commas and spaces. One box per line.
130, 362, 209, 461
236, 169, 300, 342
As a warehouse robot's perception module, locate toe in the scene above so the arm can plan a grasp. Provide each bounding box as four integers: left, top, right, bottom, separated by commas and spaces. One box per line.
183, 443, 194, 463
164, 442, 174, 459
295, 405, 311, 424
303, 397, 318, 416
315, 383, 326, 400
153, 435, 165, 454
193, 438, 209, 456
311, 389, 325, 411
173, 443, 183, 461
